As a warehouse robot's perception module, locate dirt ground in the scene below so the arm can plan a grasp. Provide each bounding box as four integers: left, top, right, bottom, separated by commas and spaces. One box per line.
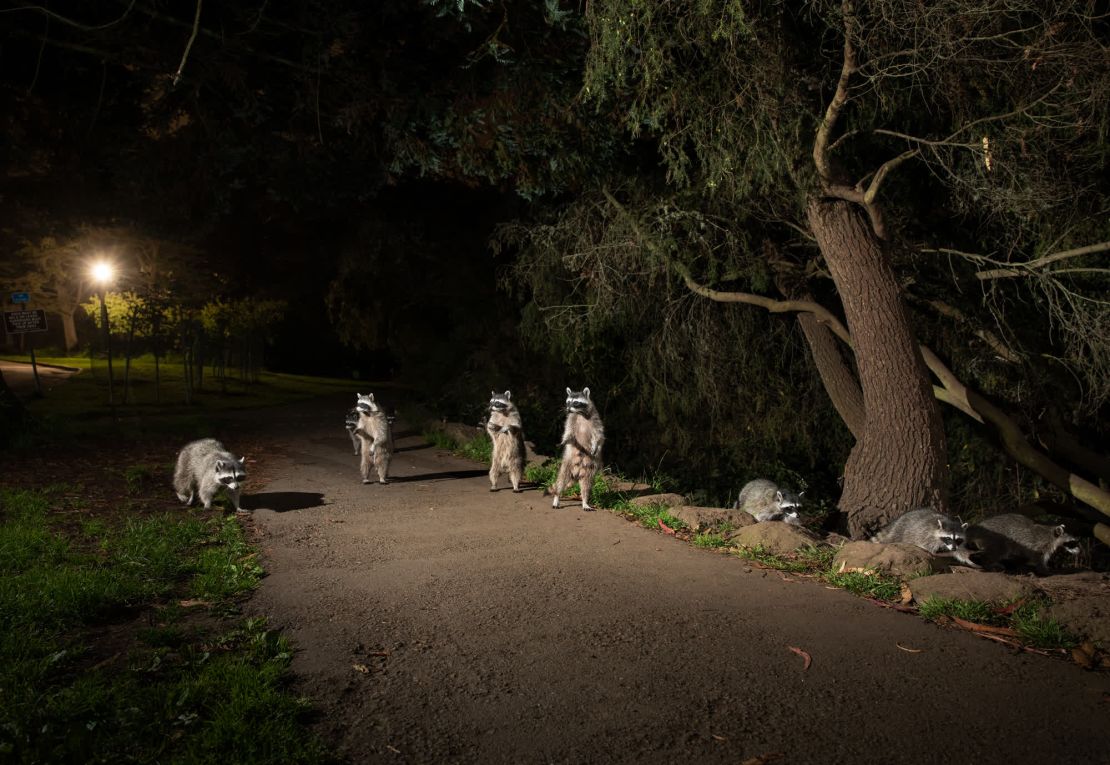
234, 394, 1110, 764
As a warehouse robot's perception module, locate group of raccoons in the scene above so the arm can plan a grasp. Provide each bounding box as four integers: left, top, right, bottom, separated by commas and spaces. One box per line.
172, 388, 1084, 576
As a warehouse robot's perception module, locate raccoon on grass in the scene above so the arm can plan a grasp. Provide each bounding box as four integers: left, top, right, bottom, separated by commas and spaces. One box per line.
173, 438, 247, 512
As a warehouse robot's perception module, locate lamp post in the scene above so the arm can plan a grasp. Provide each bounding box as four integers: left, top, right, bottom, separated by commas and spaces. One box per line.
90, 261, 116, 408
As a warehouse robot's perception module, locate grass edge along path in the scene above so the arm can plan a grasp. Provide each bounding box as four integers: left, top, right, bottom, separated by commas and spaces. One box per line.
423, 430, 1085, 660
0, 486, 336, 764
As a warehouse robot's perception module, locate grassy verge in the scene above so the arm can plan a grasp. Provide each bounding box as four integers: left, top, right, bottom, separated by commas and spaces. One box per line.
422, 428, 493, 464
917, 596, 1079, 650
0, 487, 332, 764
2, 353, 366, 448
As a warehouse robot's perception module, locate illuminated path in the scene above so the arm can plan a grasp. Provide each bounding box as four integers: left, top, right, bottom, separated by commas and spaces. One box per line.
0, 360, 78, 397
240, 394, 1110, 764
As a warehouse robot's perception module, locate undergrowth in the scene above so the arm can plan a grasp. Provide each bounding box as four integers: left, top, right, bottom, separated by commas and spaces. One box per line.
918, 596, 1079, 650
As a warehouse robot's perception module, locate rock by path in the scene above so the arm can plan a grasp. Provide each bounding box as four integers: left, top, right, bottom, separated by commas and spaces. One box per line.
238, 394, 1110, 765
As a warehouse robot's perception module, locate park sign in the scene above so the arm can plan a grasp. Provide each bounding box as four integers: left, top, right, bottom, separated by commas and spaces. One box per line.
11, 292, 29, 304
3, 309, 48, 334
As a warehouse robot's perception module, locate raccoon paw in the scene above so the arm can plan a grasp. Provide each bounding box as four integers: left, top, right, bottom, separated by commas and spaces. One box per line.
378, 479, 388, 485
512, 488, 523, 493
361, 478, 373, 485
489, 486, 500, 492
581, 504, 595, 512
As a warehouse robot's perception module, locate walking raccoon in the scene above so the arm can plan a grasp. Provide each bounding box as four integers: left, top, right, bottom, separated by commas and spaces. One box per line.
486, 390, 526, 493
966, 513, 1080, 573
173, 438, 246, 511
871, 508, 977, 566
732, 479, 803, 525
345, 407, 361, 455
551, 387, 604, 511
354, 392, 393, 484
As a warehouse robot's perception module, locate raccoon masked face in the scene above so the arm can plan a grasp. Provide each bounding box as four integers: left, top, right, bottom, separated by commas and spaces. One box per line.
489, 390, 512, 412
565, 387, 593, 414
775, 490, 802, 511
1055, 526, 1081, 557
355, 392, 379, 414
782, 508, 802, 525
215, 459, 247, 491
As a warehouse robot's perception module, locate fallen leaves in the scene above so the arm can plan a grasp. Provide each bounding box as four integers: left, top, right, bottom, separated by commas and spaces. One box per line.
177, 599, 210, 608
787, 645, 812, 670
352, 663, 370, 674
658, 519, 677, 536
1071, 642, 1110, 671
896, 643, 923, 654
949, 616, 1019, 637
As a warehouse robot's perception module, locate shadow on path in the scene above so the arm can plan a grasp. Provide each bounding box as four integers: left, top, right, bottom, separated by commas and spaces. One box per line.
388, 469, 488, 483
242, 491, 327, 512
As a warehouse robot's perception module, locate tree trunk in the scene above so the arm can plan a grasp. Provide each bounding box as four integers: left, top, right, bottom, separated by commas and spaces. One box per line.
796, 310, 865, 440
123, 311, 137, 405
807, 198, 948, 537
61, 310, 78, 351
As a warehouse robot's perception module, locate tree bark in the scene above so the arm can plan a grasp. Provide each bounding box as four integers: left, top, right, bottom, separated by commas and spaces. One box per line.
807, 198, 948, 537
796, 311, 865, 440
61, 310, 78, 351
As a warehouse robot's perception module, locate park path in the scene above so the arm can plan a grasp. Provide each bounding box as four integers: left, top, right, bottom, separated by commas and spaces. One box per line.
0, 359, 78, 397
239, 393, 1110, 764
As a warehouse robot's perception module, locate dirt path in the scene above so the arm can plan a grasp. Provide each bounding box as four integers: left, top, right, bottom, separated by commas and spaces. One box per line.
0, 359, 78, 397
241, 394, 1110, 764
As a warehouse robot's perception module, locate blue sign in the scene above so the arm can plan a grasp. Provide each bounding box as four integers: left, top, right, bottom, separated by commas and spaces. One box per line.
10, 292, 29, 304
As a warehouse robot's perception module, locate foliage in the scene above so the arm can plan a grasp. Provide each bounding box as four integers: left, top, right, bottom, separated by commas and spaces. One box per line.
918, 596, 1078, 650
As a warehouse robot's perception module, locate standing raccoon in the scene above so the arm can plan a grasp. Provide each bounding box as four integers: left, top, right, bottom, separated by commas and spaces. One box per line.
354, 392, 393, 484
733, 479, 803, 525
967, 513, 1080, 573
551, 387, 604, 511
173, 438, 247, 511
486, 390, 526, 493
345, 407, 361, 455
871, 508, 977, 566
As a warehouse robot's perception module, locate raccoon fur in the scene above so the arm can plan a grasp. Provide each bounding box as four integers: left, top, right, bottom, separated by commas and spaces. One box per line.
486, 390, 526, 493
173, 438, 246, 511
354, 392, 393, 484
871, 508, 978, 566
345, 407, 361, 455
967, 513, 1080, 573
732, 479, 803, 525
551, 387, 604, 511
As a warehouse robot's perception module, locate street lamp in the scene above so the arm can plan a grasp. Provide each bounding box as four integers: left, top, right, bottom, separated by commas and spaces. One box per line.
89, 260, 116, 408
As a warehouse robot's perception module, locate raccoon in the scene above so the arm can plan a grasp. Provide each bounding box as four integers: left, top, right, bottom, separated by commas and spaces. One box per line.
870, 508, 977, 566
551, 387, 605, 511
732, 479, 803, 525
345, 407, 361, 455
487, 390, 526, 493
967, 513, 1081, 573
173, 438, 246, 512
354, 392, 394, 484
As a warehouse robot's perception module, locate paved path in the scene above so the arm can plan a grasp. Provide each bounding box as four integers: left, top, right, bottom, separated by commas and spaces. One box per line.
241, 394, 1110, 764
0, 359, 78, 397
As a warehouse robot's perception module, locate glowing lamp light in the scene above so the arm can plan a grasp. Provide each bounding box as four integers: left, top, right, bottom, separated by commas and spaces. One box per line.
90, 261, 116, 285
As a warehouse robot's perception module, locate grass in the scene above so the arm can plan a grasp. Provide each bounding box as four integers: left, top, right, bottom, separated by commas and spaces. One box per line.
918, 596, 1079, 650
0, 487, 332, 764
2, 353, 367, 448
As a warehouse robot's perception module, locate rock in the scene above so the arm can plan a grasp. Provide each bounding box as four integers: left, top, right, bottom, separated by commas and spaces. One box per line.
670, 505, 756, 532
833, 542, 935, 580
823, 532, 851, 548
1036, 573, 1110, 646
908, 570, 1035, 604
629, 493, 687, 508
730, 522, 825, 556
606, 479, 653, 495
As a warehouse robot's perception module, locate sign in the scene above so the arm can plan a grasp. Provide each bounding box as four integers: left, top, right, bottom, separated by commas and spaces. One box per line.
3, 309, 48, 334
10, 292, 29, 304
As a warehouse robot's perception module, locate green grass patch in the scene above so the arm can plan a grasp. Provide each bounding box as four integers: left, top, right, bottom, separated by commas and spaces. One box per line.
917, 596, 1080, 650
0, 487, 332, 763
916, 597, 1001, 625
692, 533, 730, 549
1011, 601, 1079, 650
457, 433, 493, 463
822, 569, 903, 600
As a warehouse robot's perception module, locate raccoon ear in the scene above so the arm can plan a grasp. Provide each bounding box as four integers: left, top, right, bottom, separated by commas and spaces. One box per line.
215, 459, 226, 471
504, 390, 511, 399
961, 521, 969, 529
936, 519, 944, 529
566, 387, 572, 396
490, 390, 496, 398
583, 387, 591, 398
1054, 524, 1066, 537
368, 393, 375, 402
775, 490, 783, 502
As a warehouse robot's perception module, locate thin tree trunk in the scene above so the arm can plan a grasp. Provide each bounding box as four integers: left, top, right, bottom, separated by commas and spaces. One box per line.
123, 311, 137, 405
807, 198, 948, 537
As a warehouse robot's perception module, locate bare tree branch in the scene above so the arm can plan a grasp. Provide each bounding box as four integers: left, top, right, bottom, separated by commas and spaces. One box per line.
975, 241, 1110, 280
172, 0, 203, 88
1, 0, 136, 31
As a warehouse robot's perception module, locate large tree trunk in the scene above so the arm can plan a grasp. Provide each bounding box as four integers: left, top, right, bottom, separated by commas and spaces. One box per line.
807, 198, 948, 537
61, 310, 78, 351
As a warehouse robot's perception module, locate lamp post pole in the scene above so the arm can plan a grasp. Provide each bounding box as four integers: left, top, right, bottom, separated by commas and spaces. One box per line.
99, 288, 115, 409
